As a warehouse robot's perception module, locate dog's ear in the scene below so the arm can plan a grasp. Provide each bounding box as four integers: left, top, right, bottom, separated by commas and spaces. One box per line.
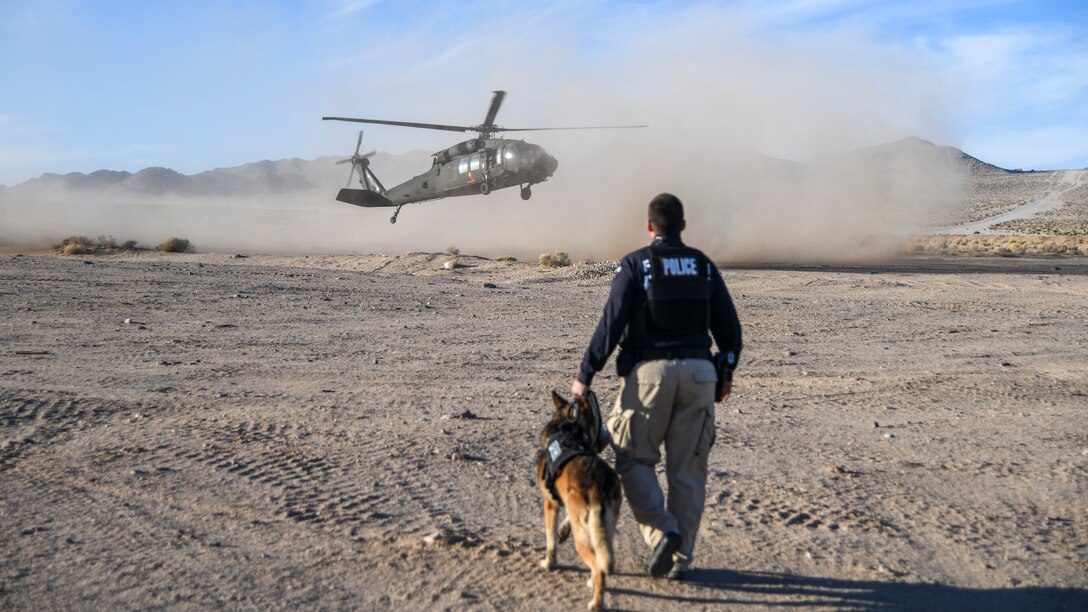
551, 390, 567, 412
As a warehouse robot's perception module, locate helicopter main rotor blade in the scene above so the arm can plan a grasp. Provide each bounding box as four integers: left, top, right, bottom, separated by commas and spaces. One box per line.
481, 90, 505, 131
498, 125, 649, 132
323, 116, 473, 133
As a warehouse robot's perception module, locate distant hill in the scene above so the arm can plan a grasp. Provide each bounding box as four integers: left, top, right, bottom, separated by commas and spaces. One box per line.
0, 138, 1010, 199
0, 151, 434, 199
822, 137, 1011, 175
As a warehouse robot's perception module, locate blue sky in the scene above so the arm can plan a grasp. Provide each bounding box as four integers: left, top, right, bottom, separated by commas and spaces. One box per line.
1, 0, 1086, 186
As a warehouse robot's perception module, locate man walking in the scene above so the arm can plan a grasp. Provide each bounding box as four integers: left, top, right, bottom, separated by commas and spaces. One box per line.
571, 193, 742, 579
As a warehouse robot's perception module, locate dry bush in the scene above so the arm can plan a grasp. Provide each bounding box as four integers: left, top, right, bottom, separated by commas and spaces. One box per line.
539, 251, 572, 268
496, 256, 517, 262
122, 240, 139, 250
97, 235, 116, 250
445, 245, 460, 256
905, 234, 1088, 257
157, 237, 192, 253
56, 235, 93, 255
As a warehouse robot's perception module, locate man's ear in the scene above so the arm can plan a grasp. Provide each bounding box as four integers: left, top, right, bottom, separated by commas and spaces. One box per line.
646, 220, 654, 233
681, 219, 686, 232
551, 390, 566, 411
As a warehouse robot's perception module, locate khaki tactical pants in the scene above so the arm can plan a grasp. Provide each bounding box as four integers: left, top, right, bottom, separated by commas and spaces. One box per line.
607, 358, 717, 569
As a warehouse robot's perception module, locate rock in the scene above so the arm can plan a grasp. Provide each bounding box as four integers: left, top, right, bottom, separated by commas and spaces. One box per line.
883, 432, 895, 439
443, 261, 455, 270
783, 350, 797, 357
123, 318, 132, 324
449, 451, 465, 461
483, 282, 497, 289
422, 530, 445, 546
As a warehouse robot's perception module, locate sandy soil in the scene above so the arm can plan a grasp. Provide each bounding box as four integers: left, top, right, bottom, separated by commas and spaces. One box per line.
2, 251, 1086, 610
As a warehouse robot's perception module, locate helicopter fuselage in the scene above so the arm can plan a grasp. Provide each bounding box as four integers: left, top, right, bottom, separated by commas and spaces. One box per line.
385, 138, 557, 205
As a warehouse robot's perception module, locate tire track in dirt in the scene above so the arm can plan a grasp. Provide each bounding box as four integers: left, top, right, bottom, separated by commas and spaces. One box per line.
136, 416, 587, 608
0, 391, 133, 472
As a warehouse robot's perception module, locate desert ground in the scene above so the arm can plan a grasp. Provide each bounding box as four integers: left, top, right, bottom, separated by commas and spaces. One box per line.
1, 246, 1086, 611
2, 168, 1088, 610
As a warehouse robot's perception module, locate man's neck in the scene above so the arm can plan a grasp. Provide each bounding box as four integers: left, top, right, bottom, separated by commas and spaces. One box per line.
652, 233, 683, 246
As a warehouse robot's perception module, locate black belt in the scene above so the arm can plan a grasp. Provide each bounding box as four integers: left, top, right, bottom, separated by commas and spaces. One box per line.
638, 346, 710, 361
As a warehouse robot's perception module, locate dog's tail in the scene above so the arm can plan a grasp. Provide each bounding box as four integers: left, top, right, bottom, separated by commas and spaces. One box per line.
588, 504, 614, 577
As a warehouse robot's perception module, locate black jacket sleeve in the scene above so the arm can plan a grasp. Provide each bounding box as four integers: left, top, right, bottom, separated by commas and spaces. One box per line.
576, 256, 638, 386
708, 260, 742, 371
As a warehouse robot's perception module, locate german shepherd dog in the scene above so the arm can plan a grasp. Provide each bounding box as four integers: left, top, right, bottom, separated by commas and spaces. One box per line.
537, 391, 622, 611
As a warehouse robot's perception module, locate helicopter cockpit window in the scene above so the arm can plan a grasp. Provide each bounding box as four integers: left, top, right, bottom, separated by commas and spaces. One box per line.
469, 155, 481, 171
504, 146, 515, 160
458, 158, 469, 174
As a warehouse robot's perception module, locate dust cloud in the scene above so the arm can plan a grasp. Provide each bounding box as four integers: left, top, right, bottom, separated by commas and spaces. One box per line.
1, 6, 966, 263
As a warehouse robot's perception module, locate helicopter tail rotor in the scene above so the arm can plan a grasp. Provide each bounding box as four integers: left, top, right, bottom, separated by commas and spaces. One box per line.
337, 130, 377, 188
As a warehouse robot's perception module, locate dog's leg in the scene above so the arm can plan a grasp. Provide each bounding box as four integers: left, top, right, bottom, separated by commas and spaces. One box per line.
558, 512, 571, 543
540, 497, 559, 571
572, 526, 605, 611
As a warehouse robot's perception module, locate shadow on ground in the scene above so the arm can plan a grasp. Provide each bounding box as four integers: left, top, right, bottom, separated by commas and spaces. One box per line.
612, 568, 1085, 611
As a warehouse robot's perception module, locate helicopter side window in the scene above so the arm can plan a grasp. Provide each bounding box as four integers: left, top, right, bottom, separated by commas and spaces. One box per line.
504, 146, 515, 160
469, 155, 481, 171
458, 158, 469, 174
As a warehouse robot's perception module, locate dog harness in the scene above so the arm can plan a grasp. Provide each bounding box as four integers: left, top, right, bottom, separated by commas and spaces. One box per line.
542, 427, 596, 507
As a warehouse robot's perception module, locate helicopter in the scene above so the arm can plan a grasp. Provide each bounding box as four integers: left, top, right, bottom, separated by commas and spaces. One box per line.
323, 91, 646, 223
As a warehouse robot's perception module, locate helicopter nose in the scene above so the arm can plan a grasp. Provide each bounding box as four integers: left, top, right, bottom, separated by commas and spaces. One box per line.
541, 154, 558, 176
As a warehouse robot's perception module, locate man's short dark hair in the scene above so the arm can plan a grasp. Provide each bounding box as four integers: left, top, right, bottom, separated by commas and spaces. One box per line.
648, 193, 684, 234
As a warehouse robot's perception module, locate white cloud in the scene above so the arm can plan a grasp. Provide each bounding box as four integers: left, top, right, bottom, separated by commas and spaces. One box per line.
329, 0, 381, 19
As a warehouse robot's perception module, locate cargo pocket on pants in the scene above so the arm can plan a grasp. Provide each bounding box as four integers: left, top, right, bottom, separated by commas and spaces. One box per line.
694, 406, 716, 457
607, 409, 635, 459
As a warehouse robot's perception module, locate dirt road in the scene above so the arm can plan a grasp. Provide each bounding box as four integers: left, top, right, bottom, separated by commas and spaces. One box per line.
2, 251, 1085, 610
938, 170, 1086, 235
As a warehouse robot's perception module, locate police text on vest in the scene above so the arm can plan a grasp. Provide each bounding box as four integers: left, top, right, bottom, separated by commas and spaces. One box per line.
661, 257, 698, 276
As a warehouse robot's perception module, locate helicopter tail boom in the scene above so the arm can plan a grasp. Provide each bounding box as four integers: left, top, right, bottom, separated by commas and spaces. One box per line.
336, 188, 395, 208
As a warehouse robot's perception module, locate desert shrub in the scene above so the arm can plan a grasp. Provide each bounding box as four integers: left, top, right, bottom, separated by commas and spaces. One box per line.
445, 245, 460, 256
97, 235, 116, 249
539, 251, 571, 268
995, 247, 1016, 257
56, 235, 93, 255
496, 256, 517, 262
157, 237, 192, 253
122, 240, 139, 250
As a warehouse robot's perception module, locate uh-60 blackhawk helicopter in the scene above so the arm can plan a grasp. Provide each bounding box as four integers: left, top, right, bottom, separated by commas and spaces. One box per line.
323, 91, 646, 223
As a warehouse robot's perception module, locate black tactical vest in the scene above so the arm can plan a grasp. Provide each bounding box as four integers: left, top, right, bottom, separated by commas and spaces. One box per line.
625, 244, 712, 351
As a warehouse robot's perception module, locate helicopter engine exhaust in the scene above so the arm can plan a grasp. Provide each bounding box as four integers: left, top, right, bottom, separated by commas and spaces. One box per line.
434, 138, 485, 164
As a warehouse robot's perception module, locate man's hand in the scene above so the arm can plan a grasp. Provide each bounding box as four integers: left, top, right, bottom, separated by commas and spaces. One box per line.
571, 379, 589, 398
717, 380, 732, 403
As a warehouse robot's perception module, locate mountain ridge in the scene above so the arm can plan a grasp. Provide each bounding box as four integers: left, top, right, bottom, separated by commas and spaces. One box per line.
0, 139, 1016, 196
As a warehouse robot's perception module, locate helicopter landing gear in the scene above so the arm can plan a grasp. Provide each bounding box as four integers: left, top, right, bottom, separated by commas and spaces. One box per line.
479, 181, 492, 196
390, 205, 404, 224
520, 185, 532, 201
